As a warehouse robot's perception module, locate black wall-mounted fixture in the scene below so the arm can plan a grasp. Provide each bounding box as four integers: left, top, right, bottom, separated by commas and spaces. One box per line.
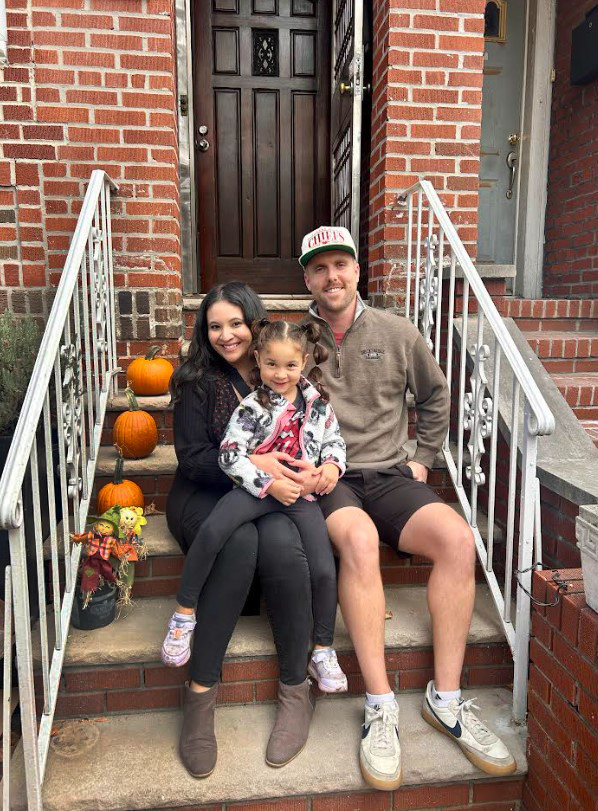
570, 4, 598, 85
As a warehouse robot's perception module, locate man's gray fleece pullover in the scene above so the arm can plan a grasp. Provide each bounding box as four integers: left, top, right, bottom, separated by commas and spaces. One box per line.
305, 301, 450, 471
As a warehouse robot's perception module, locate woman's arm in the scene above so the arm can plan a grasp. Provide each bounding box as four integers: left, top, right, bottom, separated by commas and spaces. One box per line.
173, 382, 231, 488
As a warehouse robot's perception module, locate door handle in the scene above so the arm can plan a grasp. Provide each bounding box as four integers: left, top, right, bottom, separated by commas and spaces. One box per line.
506, 151, 517, 199
198, 138, 210, 152
339, 80, 353, 95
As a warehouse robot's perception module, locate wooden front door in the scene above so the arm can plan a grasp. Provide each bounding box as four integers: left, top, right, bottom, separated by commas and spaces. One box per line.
194, 0, 331, 294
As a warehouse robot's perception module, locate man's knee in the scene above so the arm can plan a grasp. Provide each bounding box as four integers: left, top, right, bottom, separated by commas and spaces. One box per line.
438, 522, 476, 572
332, 526, 379, 574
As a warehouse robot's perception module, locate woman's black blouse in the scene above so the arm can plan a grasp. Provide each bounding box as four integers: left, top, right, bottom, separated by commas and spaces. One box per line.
166, 367, 251, 543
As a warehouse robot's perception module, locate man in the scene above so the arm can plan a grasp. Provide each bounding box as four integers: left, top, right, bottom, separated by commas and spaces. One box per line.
299, 225, 516, 791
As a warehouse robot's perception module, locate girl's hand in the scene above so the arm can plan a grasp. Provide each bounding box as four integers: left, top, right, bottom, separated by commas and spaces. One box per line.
250, 452, 313, 483
314, 463, 340, 496
269, 478, 302, 506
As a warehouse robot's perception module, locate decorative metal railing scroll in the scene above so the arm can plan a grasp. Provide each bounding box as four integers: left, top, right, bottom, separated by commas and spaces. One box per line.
0, 171, 118, 810
395, 180, 555, 723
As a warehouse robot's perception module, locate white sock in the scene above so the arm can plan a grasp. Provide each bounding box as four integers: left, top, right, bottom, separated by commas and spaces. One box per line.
366, 691, 396, 708
311, 648, 332, 662
174, 611, 195, 624
431, 684, 461, 708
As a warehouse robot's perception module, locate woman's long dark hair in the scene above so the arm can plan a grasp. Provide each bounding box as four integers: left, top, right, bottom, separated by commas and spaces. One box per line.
170, 282, 266, 404
250, 319, 330, 408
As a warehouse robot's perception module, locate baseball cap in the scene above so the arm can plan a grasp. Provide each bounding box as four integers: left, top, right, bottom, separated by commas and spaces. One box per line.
299, 225, 357, 268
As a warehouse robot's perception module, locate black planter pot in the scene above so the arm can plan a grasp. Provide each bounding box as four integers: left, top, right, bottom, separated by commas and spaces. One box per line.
70, 580, 117, 631
0, 427, 62, 620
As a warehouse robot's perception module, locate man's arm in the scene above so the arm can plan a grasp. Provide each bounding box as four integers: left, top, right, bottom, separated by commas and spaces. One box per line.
405, 330, 450, 471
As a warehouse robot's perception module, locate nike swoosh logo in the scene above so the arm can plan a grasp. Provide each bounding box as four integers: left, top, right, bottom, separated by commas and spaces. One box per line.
430, 702, 462, 738
362, 724, 370, 740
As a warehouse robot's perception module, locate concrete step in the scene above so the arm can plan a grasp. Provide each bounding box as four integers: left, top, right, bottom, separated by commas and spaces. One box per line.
11, 689, 527, 811
36, 585, 511, 718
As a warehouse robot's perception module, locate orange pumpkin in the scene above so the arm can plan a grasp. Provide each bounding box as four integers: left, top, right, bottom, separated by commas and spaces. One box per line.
113, 387, 158, 459
97, 451, 144, 515
126, 346, 173, 396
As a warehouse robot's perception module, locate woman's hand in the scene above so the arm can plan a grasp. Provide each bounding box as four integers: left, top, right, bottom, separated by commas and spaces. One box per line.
250, 451, 312, 483
314, 463, 340, 496
269, 478, 302, 506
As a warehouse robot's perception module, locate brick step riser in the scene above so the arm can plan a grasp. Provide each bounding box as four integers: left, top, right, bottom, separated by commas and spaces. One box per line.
139, 779, 526, 811
129, 551, 489, 598
496, 298, 598, 320
572, 405, 598, 420
40, 643, 514, 719
516, 317, 598, 332
526, 339, 598, 361
543, 358, 598, 374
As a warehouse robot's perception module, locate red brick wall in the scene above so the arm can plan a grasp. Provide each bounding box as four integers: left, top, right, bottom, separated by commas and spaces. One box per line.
0, 0, 182, 363
543, 0, 598, 299
525, 569, 598, 811
367, 0, 485, 308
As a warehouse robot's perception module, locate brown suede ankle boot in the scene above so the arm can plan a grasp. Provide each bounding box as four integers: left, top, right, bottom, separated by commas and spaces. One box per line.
265, 677, 315, 768
179, 682, 218, 778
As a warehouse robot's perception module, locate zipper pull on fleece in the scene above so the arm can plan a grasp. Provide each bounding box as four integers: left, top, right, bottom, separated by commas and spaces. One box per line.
336, 344, 341, 378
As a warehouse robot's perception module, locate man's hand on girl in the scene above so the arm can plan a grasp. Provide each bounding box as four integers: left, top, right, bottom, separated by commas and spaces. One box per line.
314, 463, 340, 496
406, 460, 428, 483
269, 478, 302, 506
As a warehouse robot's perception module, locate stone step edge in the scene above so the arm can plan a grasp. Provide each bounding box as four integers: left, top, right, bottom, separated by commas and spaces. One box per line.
38, 585, 507, 671
10, 691, 527, 811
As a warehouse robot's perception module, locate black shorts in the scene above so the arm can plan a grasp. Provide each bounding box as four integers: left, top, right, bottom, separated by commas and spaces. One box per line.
318, 464, 444, 554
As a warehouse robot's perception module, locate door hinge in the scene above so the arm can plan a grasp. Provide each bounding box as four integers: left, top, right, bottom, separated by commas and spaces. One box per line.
550, 68, 556, 82
180, 95, 189, 116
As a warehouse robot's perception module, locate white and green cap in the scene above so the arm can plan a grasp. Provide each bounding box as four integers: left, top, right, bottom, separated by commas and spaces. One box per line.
299, 225, 357, 268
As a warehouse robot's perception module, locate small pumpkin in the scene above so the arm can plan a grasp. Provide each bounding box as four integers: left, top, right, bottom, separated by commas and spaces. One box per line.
97, 449, 145, 515
113, 387, 158, 459
126, 345, 173, 396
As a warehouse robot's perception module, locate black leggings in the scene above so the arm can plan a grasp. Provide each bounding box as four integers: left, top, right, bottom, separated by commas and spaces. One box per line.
176, 488, 312, 686
177, 489, 337, 647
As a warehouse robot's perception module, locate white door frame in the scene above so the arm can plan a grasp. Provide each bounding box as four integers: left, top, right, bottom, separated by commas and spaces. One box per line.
514, 0, 557, 298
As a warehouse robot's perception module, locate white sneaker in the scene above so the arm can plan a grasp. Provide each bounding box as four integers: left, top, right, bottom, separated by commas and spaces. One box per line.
359, 700, 402, 791
421, 681, 516, 776
307, 649, 348, 693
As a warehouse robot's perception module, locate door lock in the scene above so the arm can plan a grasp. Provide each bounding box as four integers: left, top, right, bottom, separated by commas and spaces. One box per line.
198, 138, 210, 152
506, 151, 517, 199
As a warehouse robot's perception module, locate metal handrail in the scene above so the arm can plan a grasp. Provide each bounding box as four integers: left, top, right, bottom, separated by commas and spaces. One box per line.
398, 180, 554, 436
0, 170, 118, 810
0, 170, 118, 530
395, 179, 555, 722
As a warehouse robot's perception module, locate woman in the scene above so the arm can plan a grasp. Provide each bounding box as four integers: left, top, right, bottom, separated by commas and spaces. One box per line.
166, 282, 317, 778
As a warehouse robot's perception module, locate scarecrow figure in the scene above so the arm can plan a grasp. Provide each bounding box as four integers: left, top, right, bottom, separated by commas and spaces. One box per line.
71, 508, 125, 608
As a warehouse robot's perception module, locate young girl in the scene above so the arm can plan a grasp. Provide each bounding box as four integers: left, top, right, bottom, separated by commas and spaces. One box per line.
162, 319, 348, 693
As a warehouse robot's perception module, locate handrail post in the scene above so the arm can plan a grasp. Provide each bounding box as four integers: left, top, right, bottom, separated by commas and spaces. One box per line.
513, 402, 538, 722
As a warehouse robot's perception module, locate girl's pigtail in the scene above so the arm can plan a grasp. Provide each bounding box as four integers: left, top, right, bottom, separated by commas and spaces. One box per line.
302, 323, 330, 404
251, 317, 270, 341
251, 317, 273, 409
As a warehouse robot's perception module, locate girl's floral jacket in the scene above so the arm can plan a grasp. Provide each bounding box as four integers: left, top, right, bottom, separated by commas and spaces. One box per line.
218, 376, 346, 499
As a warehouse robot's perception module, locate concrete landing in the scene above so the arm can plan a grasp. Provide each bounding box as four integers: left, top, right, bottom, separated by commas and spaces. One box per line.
10, 689, 526, 811
48, 585, 503, 668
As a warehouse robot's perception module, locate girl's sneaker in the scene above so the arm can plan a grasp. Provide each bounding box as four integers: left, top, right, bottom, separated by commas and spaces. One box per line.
161, 613, 196, 667
308, 648, 348, 693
